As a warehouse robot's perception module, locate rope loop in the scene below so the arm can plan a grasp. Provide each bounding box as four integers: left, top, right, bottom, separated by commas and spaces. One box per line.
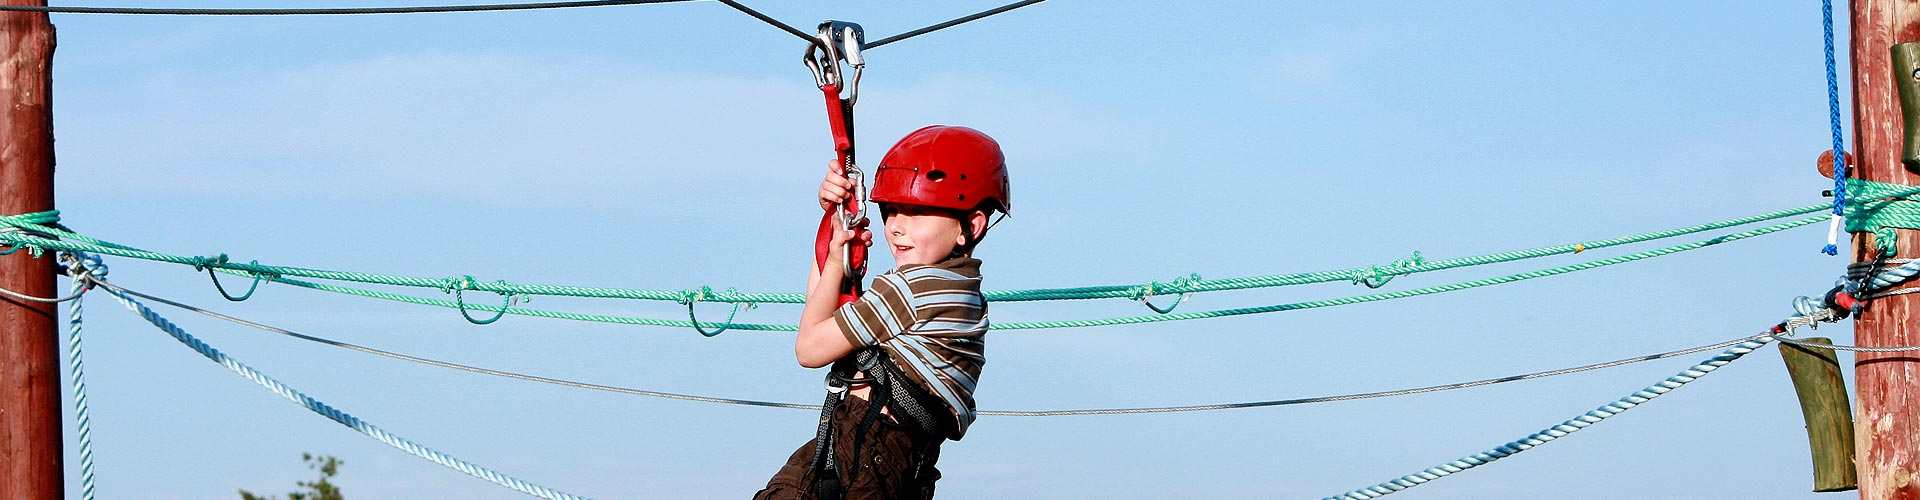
1842, 179, 1920, 256
1129, 273, 1201, 314
680, 286, 756, 337
0, 227, 49, 257
1351, 251, 1425, 289
442, 275, 521, 325
207, 260, 276, 302
57, 251, 108, 292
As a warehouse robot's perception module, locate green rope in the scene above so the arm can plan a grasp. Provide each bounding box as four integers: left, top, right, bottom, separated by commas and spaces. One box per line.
185, 214, 1822, 331
1844, 179, 1920, 255
988, 215, 1826, 330
6, 193, 1898, 306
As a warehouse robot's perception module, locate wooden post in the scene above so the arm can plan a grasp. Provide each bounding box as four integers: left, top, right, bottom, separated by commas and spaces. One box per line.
1781, 338, 1859, 492
1850, 2, 1920, 499
0, 1, 56, 498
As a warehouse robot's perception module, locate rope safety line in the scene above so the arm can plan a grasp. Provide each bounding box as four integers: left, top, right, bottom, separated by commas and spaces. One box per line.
1324, 334, 1783, 500
7, 192, 1899, 306
62, 253, 102, 500
92, 278, 818, 410
94, 276, 1799, 417
1328, 242, 1920, 498
1841, 179, 1920, 255
97, 285, 587, 500
184, 213, 1829, 331
0, 0, 694, 15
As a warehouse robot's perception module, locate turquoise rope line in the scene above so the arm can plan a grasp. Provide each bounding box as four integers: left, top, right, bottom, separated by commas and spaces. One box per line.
1844, 178, 1920, 255
65, 261, 98, 500
1325, 335, 1775, 499
191, 214, 1823, 331
101, 287, 587, 500
12, 190, 1918, 305
252, 272, 798, 331
989, 215, 1826, 330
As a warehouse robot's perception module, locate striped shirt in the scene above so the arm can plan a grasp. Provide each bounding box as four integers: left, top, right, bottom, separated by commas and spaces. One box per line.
834, 257, 987, 439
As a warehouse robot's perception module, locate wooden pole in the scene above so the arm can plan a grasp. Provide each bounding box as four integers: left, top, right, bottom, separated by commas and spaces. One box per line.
1781, 338, 1860, 492
1850, 2, 1920, 499
0, 1, 55, 498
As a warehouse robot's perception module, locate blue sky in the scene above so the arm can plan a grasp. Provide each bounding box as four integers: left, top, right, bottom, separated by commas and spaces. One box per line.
43, 1, 1866, 498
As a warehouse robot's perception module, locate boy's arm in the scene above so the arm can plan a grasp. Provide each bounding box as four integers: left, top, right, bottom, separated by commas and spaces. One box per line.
796, 228, 859, 368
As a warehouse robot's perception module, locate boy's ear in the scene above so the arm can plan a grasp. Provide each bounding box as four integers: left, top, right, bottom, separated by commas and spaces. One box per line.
967, 210, 989, 240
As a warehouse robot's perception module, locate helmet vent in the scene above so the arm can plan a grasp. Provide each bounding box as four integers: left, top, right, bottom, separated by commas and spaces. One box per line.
926, 170, 947, 182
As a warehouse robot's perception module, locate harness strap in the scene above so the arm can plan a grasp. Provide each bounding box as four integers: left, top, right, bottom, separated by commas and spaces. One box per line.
807, 348, 947, 497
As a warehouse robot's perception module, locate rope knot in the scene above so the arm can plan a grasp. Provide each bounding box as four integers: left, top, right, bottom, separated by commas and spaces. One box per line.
1128, 273, 1201, 314
57, 251, 107, 291
682, 286, 756, 337
678, 286, 713, 305
1352, 251, 1425, 289
440, 274, 479, 293
190, 253, 230, 271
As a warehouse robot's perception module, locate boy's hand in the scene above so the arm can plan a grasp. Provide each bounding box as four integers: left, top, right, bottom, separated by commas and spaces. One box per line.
822, 213, 874, 270
819, 160, 856, 212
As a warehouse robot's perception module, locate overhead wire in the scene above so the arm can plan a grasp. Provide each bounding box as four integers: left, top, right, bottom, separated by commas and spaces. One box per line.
711, 0, 817, 45
0, 0, 695, 15
864, 0, 1045, 49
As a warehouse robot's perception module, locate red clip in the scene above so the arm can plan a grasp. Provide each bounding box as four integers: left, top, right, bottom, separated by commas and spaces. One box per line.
1833, 291, 1860, 311
812, 83, 868, 306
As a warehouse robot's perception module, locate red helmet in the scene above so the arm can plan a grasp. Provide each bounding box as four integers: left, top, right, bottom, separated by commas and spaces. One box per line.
871, 125, 1011, 214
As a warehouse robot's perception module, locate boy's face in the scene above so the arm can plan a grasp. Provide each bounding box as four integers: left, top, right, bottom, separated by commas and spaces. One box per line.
879, 204, 978, 266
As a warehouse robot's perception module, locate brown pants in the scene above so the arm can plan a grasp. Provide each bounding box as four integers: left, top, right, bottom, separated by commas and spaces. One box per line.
754, 396, 943, 499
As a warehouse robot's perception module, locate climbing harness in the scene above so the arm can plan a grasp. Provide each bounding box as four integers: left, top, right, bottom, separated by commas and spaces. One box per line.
806, 20, 872, 304
806, 349, 946, 498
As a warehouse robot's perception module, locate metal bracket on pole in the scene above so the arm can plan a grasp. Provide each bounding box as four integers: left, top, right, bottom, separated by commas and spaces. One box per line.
1894, 42, 1920, 171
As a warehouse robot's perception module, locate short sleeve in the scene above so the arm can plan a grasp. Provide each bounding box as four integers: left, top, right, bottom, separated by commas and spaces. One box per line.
832, 274, 916, 349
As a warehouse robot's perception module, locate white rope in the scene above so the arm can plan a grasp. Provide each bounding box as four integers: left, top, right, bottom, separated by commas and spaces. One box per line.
97, 281, 587, 500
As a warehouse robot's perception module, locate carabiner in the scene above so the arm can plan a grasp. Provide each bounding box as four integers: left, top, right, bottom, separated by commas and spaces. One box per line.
803, 21, 865, 102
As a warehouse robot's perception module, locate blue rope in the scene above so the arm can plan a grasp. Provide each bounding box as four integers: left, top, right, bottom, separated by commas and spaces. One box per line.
64, 255, 99, 500
1824, 0, 1850, 256
102, 287, 586, 500
1327, 335, 1776, 499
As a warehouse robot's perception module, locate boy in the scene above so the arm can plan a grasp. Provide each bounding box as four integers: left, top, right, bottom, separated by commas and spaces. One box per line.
756, 125, 1011, 500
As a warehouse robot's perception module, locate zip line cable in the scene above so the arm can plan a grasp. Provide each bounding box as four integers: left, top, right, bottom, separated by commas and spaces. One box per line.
712, 0, 816, 45
90, 275, 1806, 417
0, 0, 694, 15
864, 0, 1046, 49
